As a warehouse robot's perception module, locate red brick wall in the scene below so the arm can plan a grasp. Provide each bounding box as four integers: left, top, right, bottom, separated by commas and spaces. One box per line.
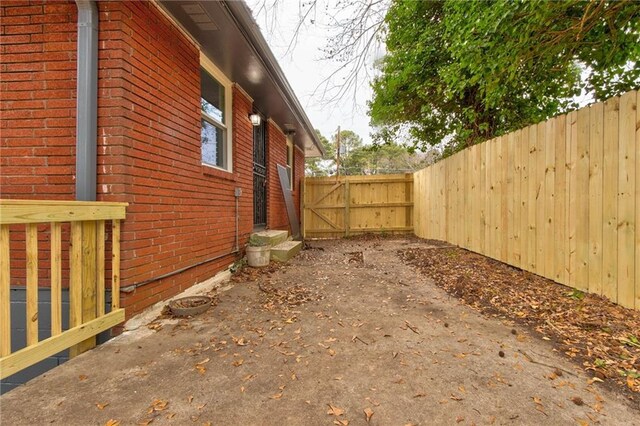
266, 120, 288, 230
98, 1, 256, 315
264, 124, 305, 233
0, 0, 78, 200
0, 0, 306, 319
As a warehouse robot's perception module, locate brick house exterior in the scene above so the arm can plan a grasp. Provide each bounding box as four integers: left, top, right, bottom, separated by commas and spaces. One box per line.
1, 0, 321, 319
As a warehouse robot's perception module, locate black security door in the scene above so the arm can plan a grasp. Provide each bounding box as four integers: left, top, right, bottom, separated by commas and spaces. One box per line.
253, 119, 267, 228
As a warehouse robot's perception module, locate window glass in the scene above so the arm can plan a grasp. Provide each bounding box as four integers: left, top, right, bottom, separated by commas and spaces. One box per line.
201, 68, 224, 123
200, 66, 228, 169
201, 119, 225, 168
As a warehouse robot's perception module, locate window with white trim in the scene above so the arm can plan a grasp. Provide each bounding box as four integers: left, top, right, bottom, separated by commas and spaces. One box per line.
200, 63, 232, 171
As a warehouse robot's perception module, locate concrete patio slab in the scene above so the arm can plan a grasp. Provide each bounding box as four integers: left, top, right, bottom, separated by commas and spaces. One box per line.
1, 238, 637, 425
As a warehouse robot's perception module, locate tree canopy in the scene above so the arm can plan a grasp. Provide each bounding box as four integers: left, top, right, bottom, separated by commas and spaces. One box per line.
306, 129, 436, 176
369, 0, 640, 155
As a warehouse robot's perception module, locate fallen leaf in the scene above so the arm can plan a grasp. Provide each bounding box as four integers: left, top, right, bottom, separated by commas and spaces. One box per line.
196, 365, 206, 375
233, 359, 244, 367
165, 413, 176, 419
104, 420, 120, 426
240, 386, 245, 393
96, 402, 109, 410
196, 358, 210, 366
364, 408, 374, 423
150, 399, 168, 411
242, 374, 256, 381
232, 336, 248, 346
456, 416, 465, 423
333, 420, 349, 426
79, 375, 88, 381
570, 396, 584, 406
137, 419, 153, 426
626, 375, 636, 390
188, 395, 194, 403
270, 393, 283, 400
327, 404, 345, 416
328, 349, 336, 356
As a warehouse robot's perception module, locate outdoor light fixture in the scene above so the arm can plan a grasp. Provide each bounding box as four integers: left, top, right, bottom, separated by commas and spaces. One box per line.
249, 113, 261, 126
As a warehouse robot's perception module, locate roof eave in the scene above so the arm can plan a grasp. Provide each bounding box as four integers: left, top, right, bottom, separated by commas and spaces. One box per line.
221, 1, 324, 157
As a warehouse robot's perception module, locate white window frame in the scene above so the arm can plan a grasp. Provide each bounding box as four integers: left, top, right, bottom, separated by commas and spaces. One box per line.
200, 53, 233, 172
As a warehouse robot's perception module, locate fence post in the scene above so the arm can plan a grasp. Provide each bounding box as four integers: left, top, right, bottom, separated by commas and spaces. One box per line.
344, 179, 350, 237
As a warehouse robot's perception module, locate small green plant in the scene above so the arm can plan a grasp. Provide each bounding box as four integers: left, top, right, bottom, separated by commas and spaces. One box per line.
248, 235, 267, 247
594, 358, 607, 369
620, 335, 640, 348
566, 289, 585, 301
230, 258, 247, 273
618, 369, 640, 379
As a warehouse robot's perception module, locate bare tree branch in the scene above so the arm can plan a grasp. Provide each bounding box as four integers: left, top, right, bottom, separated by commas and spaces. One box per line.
248, 0, 390, 110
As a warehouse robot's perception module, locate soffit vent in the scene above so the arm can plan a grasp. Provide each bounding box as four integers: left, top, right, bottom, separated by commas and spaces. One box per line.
181, 3, 218, 31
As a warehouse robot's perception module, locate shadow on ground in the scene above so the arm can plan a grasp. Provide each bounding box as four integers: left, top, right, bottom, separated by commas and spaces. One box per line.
1, 238, 637, 425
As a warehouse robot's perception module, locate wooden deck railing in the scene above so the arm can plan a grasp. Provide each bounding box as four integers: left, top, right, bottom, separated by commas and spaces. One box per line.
0, 199, 127, 379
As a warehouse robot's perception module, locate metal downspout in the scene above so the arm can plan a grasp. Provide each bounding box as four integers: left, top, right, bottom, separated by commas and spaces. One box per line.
75, 0, 99, 201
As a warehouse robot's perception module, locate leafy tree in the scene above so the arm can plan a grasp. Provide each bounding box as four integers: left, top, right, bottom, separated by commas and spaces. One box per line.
370, 0, 640, 155
305, 129, 336, 176
338, 130, 437, 175
338, 129, 375, 175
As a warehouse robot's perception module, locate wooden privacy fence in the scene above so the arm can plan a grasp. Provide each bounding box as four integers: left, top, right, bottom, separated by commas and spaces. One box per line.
304, 174, 413, 238
414, 90, 639, 310
0, 199, 127, 379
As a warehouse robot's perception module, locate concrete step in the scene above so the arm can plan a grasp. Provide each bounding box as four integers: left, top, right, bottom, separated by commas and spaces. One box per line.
250, 230, 289, 247
270, 240, 303, 262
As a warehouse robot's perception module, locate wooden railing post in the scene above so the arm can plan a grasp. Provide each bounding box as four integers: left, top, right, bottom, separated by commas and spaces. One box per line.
111, 219, 121, 310
0, 225, 11, 357
50, 222, 62, 336
68, 222, 82, 358
72, 221, 98, 356
25, 223, 39, 346
96, 220, 105, 317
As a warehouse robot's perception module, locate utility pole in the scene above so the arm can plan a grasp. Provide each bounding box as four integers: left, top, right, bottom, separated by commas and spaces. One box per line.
335, 126, 341, 178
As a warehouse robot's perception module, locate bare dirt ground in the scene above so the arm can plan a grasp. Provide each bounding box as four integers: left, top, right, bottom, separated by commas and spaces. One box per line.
399, 244, 640, 398
1, 238, 638, 425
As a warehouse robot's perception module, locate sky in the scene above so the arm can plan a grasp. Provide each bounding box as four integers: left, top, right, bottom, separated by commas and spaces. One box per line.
246, 0, 380, 145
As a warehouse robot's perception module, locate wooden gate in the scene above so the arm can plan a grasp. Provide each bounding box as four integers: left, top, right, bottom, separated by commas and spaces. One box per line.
303, 174, 413, 239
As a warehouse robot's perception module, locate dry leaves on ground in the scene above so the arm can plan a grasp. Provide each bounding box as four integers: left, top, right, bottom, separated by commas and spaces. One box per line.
399, 246, 640, 397
327, 404, 345, 416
